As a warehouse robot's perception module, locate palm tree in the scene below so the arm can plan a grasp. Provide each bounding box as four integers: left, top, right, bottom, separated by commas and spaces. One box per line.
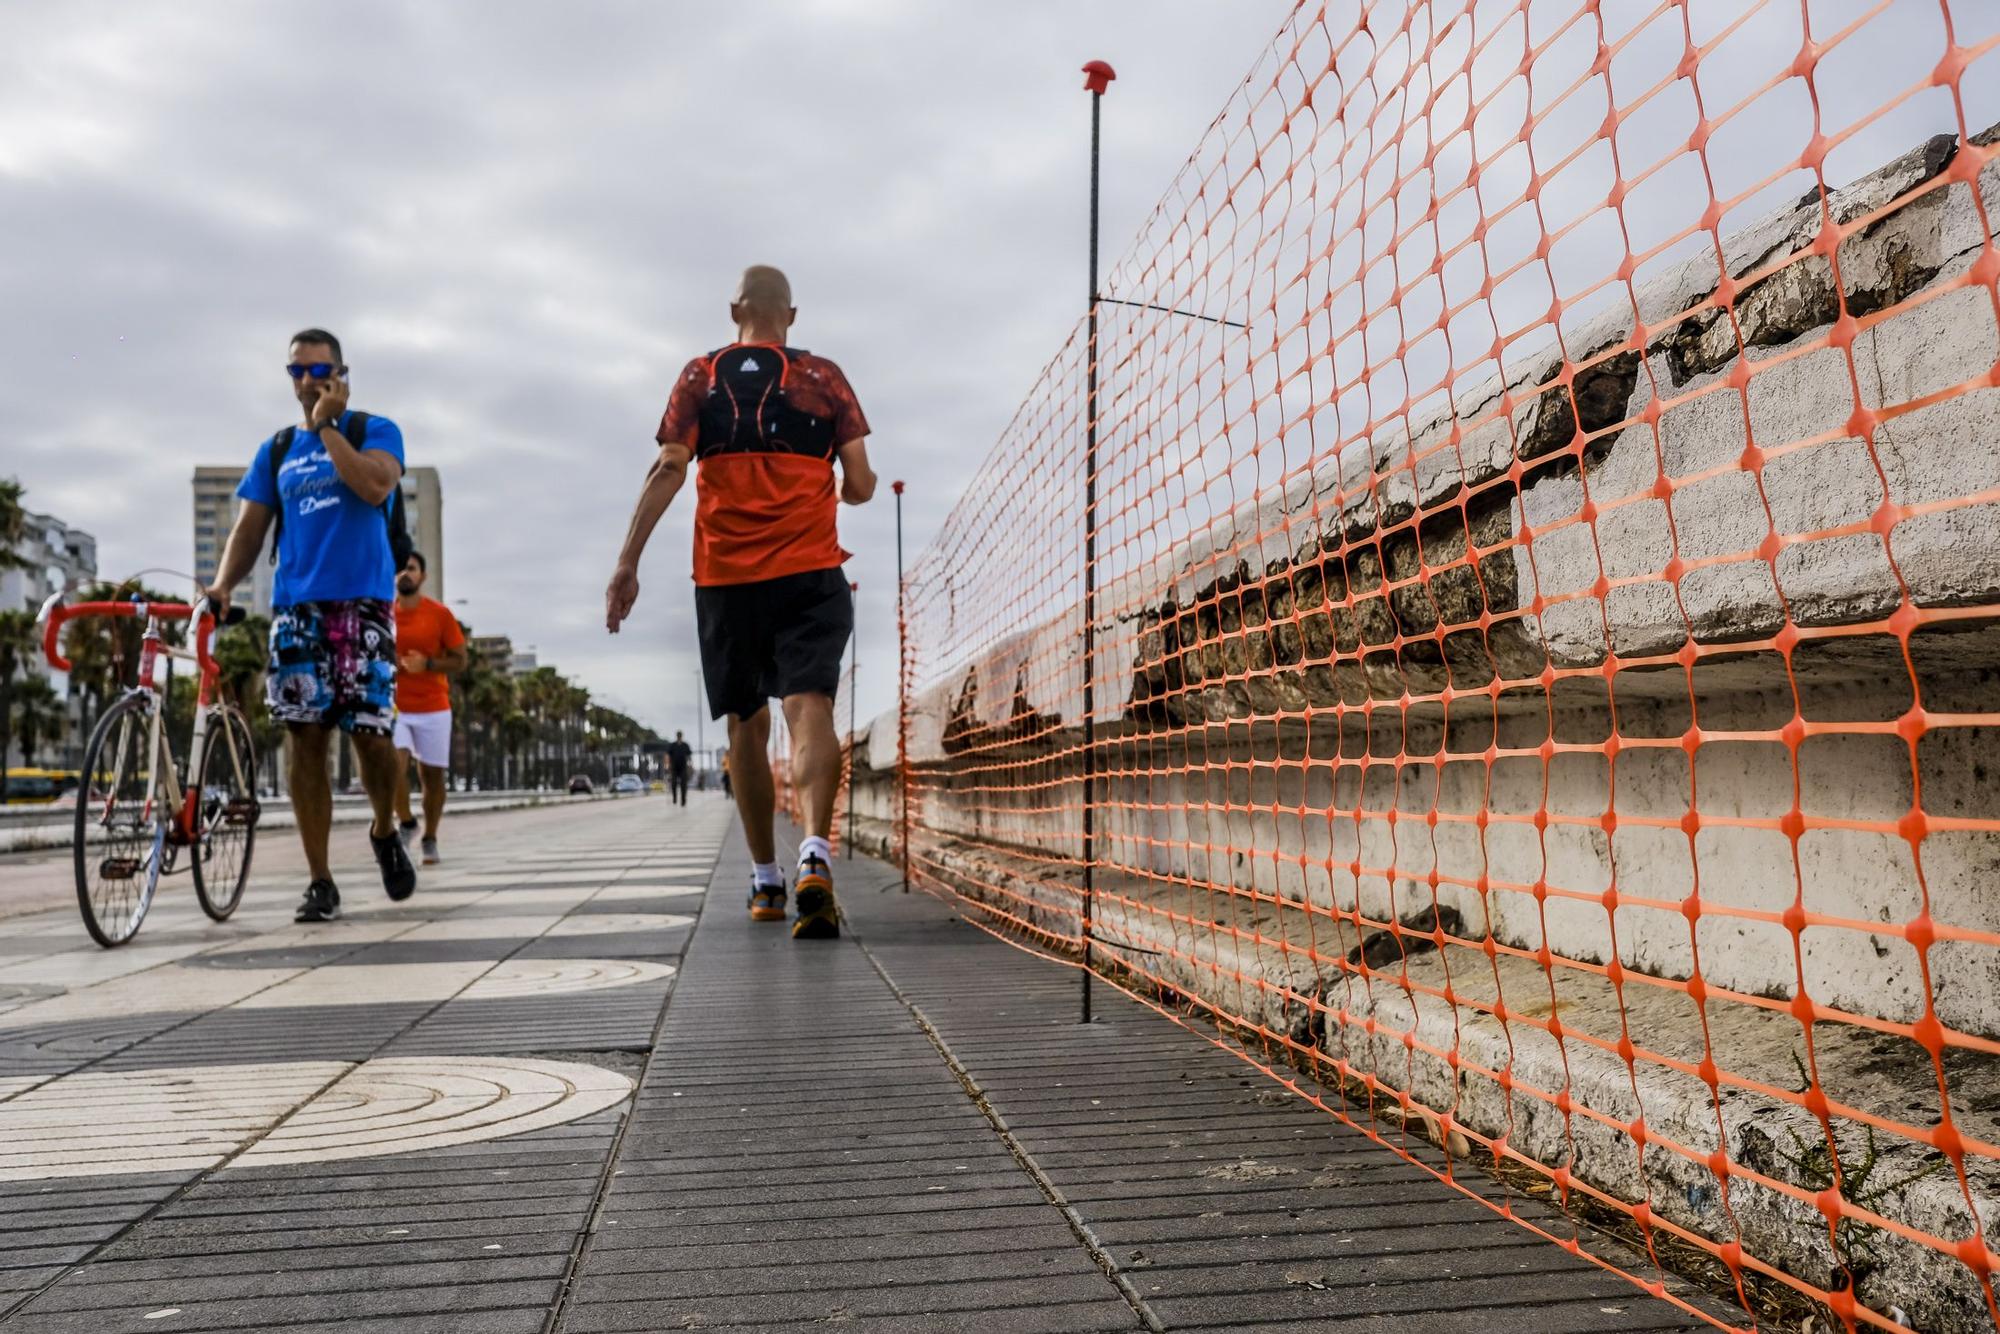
12, 674, 60, 766
452, 633, 521, 789
515, 666, 566, 786
500, 707, 533, 789
0, 478, 31, 574
0, 478, 36, 787
0, 607, 39, 784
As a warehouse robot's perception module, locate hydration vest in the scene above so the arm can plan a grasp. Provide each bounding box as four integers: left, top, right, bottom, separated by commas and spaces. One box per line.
693, 346, 840, 460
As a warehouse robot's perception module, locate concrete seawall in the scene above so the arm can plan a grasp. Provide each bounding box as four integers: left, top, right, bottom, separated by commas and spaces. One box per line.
854, 126, 2000, 1330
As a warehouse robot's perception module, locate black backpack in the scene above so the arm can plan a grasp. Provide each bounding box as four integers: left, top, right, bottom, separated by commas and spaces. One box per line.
266, 411, 415, 570
694, 346, 839, 459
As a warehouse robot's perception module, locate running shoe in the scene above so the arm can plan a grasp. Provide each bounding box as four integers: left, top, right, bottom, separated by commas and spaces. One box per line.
748, 879, 787, 922
792, 854, 839, 939
372, 829, 418, 901
421, 836, 440, 866
398, 818, 418, 848
295, 878, 341, 923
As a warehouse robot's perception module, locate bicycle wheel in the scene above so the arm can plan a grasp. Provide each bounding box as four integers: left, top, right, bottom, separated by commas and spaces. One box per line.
73, 693, 164, 948
191, 704, 259, 921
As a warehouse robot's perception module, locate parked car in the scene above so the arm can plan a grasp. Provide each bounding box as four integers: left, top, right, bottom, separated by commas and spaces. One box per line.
2, 769, 62, 804
610, 774, 645, 795
567, 774, 594, 795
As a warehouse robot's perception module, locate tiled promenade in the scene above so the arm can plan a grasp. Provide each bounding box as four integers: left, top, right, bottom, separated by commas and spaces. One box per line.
0, 798, 1727, 1331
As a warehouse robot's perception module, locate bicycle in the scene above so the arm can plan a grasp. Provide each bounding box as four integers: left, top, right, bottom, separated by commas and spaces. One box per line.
38, 592, 262, 948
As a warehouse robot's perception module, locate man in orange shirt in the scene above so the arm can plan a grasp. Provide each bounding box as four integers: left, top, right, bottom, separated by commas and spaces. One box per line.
391, 551, 467, 865
605, 265, 875, 939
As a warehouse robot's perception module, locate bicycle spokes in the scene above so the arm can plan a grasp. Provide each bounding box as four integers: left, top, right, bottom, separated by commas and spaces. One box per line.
74, 695, 163, 948
192, 705, 258, 922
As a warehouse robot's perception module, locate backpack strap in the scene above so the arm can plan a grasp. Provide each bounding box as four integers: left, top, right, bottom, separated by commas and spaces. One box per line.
707, 343, 791, 387
266, 426, 297, 564
266, 413, 388, 564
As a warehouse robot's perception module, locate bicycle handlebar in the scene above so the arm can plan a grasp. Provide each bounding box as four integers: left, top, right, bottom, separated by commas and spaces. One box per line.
39, 598, 240, 678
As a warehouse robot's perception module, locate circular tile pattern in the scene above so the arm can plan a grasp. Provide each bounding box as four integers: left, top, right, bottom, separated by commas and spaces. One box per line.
0, 1056, 634, 1180
543, 913, 693, 937
237, 1056, 634, 1166
460, 958, 676, 1000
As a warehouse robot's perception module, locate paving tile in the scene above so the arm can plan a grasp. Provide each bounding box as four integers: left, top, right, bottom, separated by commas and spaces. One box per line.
0, 802, 726, 1331
4, 801, 1740, 1332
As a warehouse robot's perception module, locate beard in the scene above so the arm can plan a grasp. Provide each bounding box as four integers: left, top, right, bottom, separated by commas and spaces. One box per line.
396, 579, 419, 595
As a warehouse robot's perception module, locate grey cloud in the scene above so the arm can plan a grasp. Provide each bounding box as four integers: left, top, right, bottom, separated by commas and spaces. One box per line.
4, 0, 1290, 730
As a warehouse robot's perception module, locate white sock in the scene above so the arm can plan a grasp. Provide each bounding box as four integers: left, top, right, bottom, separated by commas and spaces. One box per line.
799, 836, 832, 864
752, 861, 781, 887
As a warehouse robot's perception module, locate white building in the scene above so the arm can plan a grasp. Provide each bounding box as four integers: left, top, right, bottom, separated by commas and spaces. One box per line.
2, 508, 96, 768
1, 508, 97, 685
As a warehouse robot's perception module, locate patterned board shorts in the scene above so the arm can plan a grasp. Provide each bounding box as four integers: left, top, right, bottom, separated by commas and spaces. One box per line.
267, 598, 397, 736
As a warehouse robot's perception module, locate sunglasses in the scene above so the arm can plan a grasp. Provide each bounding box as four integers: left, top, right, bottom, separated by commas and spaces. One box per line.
285, 362, 347, 381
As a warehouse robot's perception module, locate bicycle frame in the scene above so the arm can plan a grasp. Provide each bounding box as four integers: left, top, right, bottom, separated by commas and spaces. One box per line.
41, 596, 243, 844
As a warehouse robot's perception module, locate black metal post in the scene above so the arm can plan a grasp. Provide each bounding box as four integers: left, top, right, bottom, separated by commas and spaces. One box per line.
1080, 59, 1114, 1025
846, 580, 859, 859
895, 480, 909, 891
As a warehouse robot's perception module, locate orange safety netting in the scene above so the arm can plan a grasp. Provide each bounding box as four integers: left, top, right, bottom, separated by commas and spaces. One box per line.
887, 3, 2000, 1330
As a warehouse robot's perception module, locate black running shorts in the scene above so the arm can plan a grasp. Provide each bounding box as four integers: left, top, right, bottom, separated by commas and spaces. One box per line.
694, 566, 853, 721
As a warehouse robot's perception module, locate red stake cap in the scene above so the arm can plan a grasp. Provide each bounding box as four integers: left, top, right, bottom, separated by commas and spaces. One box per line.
892, 480, 905, 494
1082, 60, 1116, 95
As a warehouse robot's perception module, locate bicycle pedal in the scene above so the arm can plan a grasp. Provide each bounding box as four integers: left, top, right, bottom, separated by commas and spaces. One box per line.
98, 858, 140, 880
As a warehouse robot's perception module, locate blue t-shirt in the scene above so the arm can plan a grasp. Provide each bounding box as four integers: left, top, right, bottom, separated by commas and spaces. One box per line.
237, 411, 406, 607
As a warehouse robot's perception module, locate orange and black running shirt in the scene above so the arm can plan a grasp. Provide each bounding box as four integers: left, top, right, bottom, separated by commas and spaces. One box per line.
656, 345, 869, 587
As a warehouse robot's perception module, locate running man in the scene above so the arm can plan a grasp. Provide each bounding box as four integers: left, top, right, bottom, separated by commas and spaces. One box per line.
606, 265, 875, 939
665, 730, 693, 806
204, 327, 418, 922
392, 551, 466, 864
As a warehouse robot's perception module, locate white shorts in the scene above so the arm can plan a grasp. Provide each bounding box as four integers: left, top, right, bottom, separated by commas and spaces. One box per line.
393, 709, 453, 769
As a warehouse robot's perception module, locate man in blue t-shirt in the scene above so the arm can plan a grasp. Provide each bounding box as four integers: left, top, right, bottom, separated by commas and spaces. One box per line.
204, 328, 418, 922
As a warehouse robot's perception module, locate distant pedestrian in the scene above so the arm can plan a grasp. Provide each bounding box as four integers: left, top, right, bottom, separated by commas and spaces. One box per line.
606, 266, 874, 938
391, 551, 466, 864
204, 327, 418, 922
720, 753, 733, 798
665, 730, 693, 805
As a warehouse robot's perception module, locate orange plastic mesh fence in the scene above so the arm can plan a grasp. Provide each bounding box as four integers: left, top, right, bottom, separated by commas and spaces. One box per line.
891, 3, 2000, 1329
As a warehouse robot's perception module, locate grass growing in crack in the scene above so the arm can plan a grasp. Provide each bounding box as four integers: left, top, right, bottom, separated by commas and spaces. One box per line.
1778, 1048, 1952, 1288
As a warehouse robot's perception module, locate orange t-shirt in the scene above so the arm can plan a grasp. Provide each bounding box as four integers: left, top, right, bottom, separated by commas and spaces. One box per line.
656, 346, 869, 587
394, 596, 464, 714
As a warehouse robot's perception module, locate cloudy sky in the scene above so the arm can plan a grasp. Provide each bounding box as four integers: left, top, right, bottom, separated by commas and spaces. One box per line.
2, 0, 1293, 734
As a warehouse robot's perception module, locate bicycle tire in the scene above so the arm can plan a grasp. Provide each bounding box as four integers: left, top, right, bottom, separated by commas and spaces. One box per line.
191, 704, 259, 921
73, 693, 163, 948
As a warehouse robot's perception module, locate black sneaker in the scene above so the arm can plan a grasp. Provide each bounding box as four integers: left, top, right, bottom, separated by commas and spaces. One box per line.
792, 855, 839, 939
295, 879, 341, 923
372, 829, 417, 901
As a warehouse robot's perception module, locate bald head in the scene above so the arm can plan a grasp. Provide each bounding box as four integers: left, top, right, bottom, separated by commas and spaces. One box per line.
731, 266, 796, 340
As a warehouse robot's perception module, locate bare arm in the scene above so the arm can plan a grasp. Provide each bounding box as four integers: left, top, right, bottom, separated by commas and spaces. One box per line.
319, 423, 402, 506
203, 501, 275, 616
837, 438, 876, 505
305, 377, 401, 506
605, 441, 693, 632
401, 643, 471, 676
